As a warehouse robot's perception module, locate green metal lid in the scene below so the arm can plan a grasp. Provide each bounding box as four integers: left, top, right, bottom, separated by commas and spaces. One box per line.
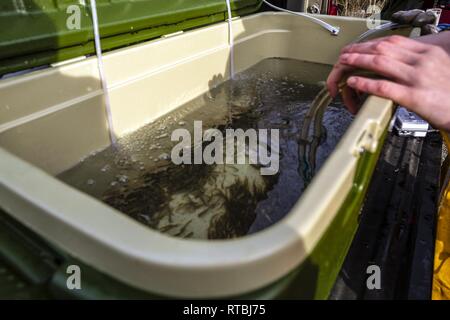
0, 0, 262, 76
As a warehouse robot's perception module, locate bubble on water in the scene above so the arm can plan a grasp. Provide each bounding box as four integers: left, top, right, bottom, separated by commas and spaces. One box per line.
116, 175, 129, 184
100, 165, 111, 173
159, 153, 170, 161
156, 133, 168, 139
110, 181, 118, 187
87, 179, 95, 186
178, 121, 186, 126
137, 214, 150, 223
117, 158, 127, 166
140, 166, 145, 171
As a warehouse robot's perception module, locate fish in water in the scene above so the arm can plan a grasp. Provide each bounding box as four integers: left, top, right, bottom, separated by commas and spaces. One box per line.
102, 134, 278, 240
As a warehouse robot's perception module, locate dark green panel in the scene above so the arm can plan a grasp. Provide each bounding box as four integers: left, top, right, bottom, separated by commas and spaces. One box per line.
0, 0, 262, 75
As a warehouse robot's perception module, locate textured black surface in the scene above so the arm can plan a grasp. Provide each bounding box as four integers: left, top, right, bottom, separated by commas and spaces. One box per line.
329, 132, 441, 300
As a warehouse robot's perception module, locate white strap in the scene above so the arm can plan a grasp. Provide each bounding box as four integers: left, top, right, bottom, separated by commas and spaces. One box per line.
225, 0, 235, 79
89, 0, 117, 145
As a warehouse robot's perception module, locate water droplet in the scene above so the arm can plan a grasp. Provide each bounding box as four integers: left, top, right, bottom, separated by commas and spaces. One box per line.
156, 133, 168, 139
100, 165, 111, 172
116, 175, 129, 184
159, 153, 170, 161
87, 179, 95, 186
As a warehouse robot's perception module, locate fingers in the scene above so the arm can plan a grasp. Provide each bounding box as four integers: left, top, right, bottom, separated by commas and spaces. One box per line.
391, 9, 423, 25
382, 9, 435, 27
341, 86, 360, 114
327, 36, 426, 98
326, 63, 354, 98
341, 39, 421, 65
339, 53, 414, 83
421, 24, 440, 35
346, 76, 413, 107
342, 35, 429, 54
412, 11, 437, 27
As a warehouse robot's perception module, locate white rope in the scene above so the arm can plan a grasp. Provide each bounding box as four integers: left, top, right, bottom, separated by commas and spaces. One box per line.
225, 0, 235, 79
262, 0, 340, 35
89, 0, 117, 145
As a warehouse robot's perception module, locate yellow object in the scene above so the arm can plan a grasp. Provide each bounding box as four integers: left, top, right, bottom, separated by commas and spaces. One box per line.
433, 132, 450, 300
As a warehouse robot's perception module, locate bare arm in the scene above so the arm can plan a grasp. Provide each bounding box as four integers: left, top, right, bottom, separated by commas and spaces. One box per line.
417, 31, 450, 54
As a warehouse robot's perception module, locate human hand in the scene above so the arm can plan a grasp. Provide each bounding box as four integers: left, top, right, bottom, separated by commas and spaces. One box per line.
327, 35, 450, 131
391, 9, 439, 35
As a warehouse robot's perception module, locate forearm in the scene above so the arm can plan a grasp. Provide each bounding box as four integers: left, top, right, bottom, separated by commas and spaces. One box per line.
417, 31, 450, 55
